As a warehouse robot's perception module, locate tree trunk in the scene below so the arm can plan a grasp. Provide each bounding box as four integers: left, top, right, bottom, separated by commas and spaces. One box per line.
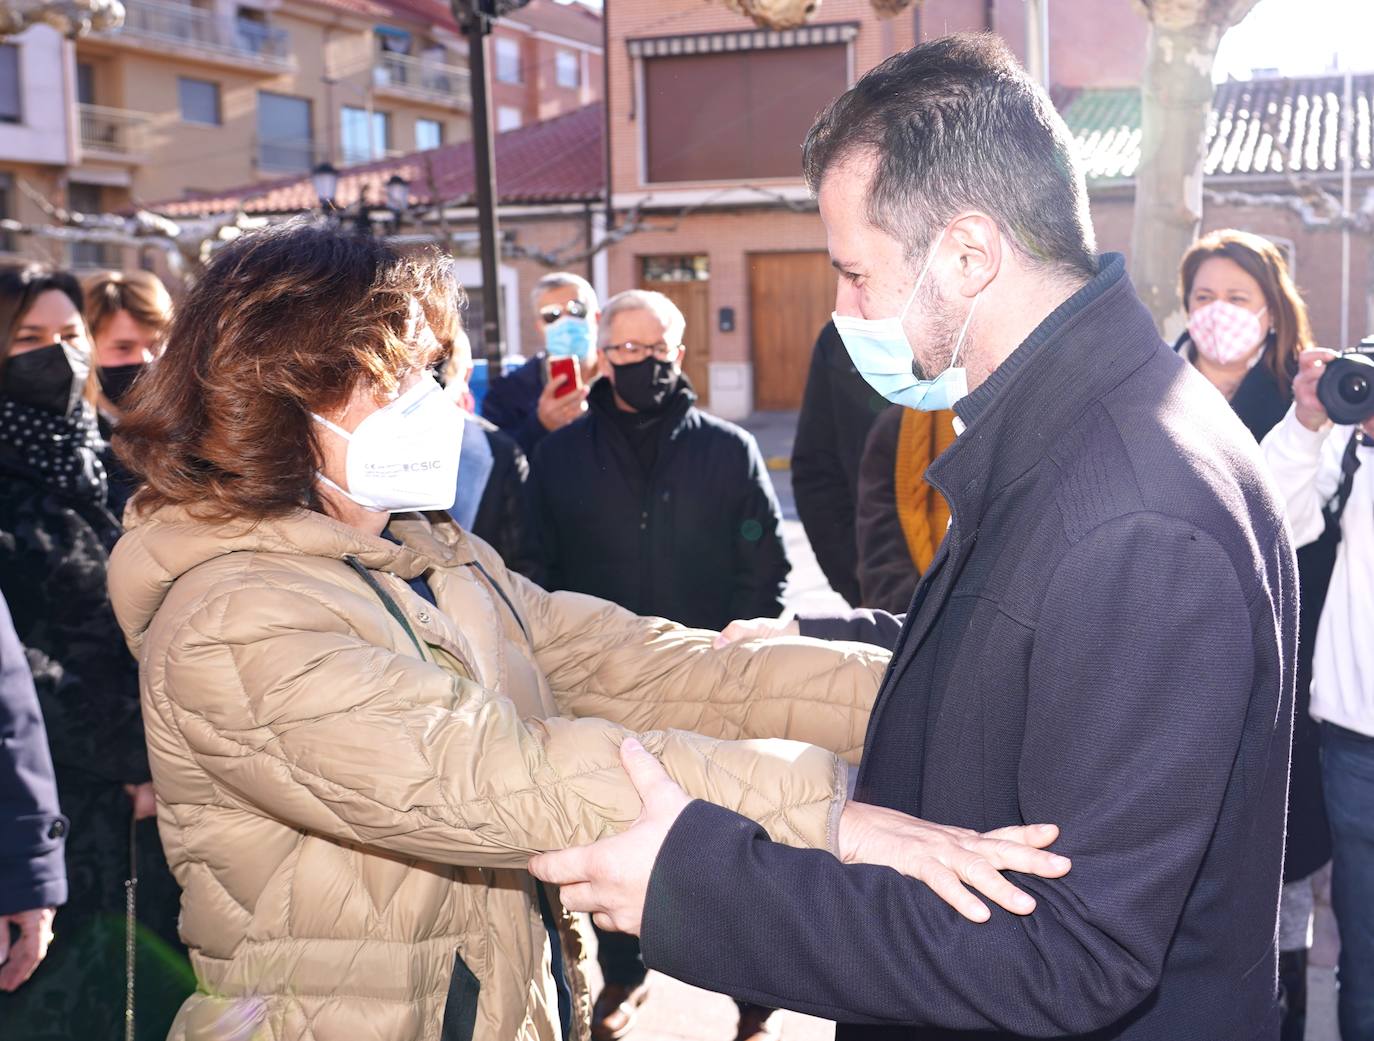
1129, 0, 1263, 334
1129, 17, 1223, 336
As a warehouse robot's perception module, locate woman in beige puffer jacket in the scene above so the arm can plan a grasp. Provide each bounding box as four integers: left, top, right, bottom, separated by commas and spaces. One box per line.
105, 224, 1052, 1041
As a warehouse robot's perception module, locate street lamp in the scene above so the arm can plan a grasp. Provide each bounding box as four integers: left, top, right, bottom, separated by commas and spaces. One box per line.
311, 163, 339, 211
385, 174, 410, 214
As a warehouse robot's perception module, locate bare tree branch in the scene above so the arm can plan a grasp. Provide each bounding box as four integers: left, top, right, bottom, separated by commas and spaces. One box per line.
6, 177, 269, 279
1203, 186, 1374, 234
430, 184, 815, 268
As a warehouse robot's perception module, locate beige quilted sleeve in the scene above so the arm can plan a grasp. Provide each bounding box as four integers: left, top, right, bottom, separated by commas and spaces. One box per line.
504, 571, 886, 767
154, 581, 849, 870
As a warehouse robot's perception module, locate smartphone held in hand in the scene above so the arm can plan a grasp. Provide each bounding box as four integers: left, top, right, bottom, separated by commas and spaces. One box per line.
546, 355, 583, 399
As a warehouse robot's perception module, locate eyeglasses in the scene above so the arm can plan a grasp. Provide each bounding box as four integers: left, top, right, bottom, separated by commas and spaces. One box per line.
538, 300, 589, 325
602, 340, 681, 364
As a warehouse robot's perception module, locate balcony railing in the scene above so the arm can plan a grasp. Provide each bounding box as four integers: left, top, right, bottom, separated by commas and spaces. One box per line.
372, 51, 470, 106
78, 103, 150, 159
106, 0, 291, 66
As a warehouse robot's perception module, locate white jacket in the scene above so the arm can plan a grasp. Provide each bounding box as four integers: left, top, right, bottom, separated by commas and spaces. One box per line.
1261, 405, 1374, 737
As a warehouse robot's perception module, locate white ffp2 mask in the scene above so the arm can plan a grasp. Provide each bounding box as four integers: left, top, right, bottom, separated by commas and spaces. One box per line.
312, 374, 462, 513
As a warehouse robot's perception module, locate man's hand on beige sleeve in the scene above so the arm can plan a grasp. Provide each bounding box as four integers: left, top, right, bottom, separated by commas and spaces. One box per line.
712, 616, 801, 649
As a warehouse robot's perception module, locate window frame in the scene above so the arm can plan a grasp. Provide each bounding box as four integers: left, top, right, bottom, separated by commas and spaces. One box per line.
371, 109, 391, 156
178, 76, 222, 126
68, 182, 119, 269
415, 117, 443, 151
640, 41, 851, 185
77, 62, 96, 107
494, 36, 522, 84
0, 44, 22, 125
555, 49, 579, 89
341, 105, 390, 163
0, 172, 15, 254
256, 90, 314, 173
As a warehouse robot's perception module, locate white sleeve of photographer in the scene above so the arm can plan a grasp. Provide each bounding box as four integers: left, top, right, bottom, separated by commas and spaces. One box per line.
1261, 404, 1346, 549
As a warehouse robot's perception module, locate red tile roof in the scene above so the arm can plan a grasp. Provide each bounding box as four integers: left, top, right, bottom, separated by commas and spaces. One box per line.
153, 103, 604, 217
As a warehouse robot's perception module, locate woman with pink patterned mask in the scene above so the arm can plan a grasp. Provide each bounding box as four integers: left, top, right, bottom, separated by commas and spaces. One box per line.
1176, 229, 1310, 412
1177, 228, 1325, 1041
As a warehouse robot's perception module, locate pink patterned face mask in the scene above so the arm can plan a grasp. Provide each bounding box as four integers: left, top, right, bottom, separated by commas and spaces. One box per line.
1187, 301, 1268, 367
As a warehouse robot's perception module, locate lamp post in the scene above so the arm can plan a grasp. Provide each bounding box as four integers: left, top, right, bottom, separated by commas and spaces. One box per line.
312, 162, 339, 213
451, 0, 530, 373
353, 188, 377, 237
385, 174, 410, 223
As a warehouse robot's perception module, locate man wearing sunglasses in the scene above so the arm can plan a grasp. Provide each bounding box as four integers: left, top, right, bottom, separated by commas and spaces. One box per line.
481, 272, 601, 457
527, 288, 790, 1041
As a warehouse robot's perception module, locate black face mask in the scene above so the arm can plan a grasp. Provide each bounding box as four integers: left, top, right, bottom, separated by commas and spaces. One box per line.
612, 357, 678, 413
1, 343, 89, 416
99, 363, 147, 408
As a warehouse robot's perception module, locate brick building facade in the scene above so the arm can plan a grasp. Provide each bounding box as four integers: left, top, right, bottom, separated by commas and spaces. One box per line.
601, 0, 1151, 418
601, 0, 1370, 417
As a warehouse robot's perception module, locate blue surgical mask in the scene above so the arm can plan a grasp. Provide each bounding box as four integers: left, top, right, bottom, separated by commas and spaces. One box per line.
544, 316, 593, 359
831, 233, 981, 412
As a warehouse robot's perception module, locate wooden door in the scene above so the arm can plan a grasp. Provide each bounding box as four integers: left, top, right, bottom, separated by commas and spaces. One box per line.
748, 251, 837, 411
639, 277, 711, 408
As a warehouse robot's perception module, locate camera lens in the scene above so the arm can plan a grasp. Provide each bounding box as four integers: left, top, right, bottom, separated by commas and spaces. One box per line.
1339, 372, 1369, 404
1318, 352, 1374, 424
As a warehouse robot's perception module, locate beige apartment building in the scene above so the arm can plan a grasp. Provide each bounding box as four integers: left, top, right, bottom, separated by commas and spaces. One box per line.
0, 0, 600, 271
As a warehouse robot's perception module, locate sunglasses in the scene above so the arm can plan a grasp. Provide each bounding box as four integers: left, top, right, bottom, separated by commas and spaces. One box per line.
539, 300, 589, 325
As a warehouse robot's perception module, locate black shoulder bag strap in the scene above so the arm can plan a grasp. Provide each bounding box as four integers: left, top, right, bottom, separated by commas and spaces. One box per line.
1324, 430, 1368, 543
344, 555, 428, 658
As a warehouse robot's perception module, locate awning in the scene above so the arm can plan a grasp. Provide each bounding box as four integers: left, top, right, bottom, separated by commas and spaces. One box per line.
626, 21, 859, 59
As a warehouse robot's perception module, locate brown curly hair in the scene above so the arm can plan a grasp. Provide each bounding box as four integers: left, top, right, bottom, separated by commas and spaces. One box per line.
115, 220, 462, 522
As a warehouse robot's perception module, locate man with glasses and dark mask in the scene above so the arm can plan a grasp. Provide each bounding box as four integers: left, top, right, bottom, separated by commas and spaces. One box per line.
481, 271, 601, 457
527, 288, 790, 1041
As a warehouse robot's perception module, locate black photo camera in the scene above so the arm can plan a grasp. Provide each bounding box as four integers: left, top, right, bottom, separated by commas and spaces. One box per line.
1317, 339, 1374, 425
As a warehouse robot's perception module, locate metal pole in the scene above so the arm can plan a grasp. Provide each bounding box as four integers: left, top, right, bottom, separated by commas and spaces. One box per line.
455, 0, 505, 372
1341, 67, 1353, 346
600, 0, 614, 232
1025, 0, 1050, 89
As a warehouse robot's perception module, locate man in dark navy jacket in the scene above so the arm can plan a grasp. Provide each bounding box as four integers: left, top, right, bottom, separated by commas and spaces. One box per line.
0, 590, 67, 992
532, 34, 1295, 1041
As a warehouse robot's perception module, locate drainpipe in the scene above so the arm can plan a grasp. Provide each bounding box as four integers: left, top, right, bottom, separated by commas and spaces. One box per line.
1341, 67, 1353, 346
600, 1, 613, 231
985, 0, 995, 32
322, 17, 343, 164
583, 200, 595, 281
1024, 0, 1049, 88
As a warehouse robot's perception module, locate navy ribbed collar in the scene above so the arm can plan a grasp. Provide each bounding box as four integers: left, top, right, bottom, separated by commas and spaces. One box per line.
954, 253, 1127, 430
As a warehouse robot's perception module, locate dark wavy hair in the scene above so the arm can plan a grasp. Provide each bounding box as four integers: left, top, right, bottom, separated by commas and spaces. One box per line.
0, 265, 85, 372
0, 264, 102, 405
802, 33, 1096, 279
115, 220, 462, 522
